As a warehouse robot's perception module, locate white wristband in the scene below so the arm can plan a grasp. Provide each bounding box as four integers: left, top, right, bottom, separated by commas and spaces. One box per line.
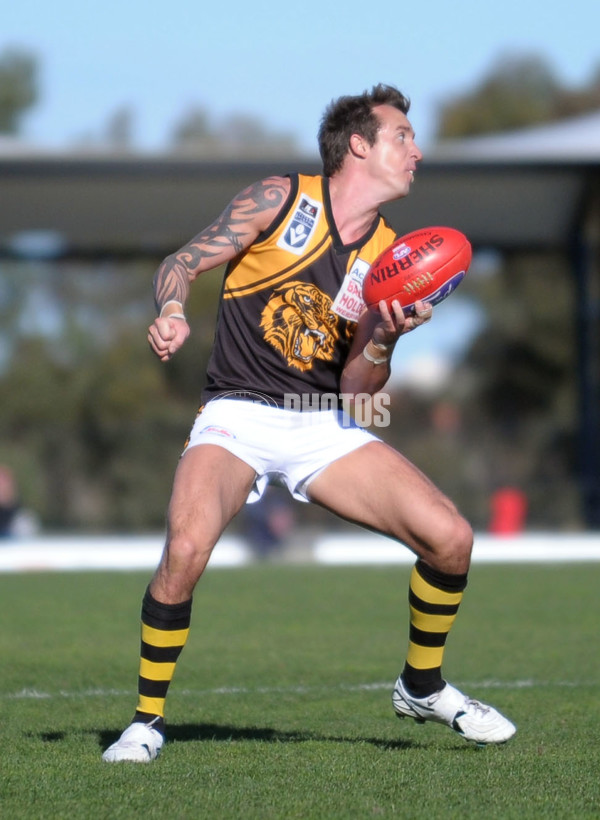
159, 300, 185, 318
370, 340, 393, 352
363, 338, 392, 365
362, 346, 389, 365
164, 313, 186, 320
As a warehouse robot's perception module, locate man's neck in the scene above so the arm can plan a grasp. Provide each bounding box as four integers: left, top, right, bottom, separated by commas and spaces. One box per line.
326, 173, 380, 245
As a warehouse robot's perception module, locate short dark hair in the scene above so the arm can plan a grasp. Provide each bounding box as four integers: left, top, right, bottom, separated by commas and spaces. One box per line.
318, 84, 411, 177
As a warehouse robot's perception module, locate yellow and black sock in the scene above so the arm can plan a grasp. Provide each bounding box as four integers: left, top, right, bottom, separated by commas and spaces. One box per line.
132, 587, 192, 731
402, 559, 468, 697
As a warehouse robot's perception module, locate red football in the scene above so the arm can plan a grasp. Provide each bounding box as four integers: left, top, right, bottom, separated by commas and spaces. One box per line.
363, 226, 472, 315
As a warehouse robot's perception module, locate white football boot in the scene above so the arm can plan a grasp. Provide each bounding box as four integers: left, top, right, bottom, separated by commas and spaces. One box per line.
102, 718, 164, 762
393, 677, 516, 745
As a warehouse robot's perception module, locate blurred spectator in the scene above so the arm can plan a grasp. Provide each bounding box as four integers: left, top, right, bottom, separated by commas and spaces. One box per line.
488, 486, 528, 535
242, 486, 295, 559
0, 465, 39, 538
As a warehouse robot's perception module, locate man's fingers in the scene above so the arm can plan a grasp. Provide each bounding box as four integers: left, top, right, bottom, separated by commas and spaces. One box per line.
378, 299, 405, 328
148, 316, 190, 362
148, 319, 176, 347
154, 317, 177, 339
414, 300, 433, 322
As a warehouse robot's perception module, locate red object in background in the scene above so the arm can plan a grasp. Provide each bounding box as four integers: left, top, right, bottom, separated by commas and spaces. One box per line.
489, 487, 528, 535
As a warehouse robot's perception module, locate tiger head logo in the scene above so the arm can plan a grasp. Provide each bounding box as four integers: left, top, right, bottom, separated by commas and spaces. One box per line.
260, 281, 339, 371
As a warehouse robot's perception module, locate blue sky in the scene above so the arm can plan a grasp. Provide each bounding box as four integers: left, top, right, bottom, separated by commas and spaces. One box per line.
3, 0, 599, 154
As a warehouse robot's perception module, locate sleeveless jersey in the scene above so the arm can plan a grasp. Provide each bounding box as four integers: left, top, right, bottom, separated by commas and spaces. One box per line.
202, 173, 398, 406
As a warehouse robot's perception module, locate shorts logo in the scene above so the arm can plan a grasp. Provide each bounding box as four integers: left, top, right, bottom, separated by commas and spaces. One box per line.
200, 425, 236, 439
277, 195, 322, 255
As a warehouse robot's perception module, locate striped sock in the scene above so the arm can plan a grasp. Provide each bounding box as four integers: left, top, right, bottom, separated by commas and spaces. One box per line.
402, 559, 468, 697
132, 587, 192, 728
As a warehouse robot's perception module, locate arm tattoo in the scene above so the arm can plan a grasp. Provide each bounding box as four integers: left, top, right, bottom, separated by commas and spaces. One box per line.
153, 177, 288, 313
153, 263, 190, 313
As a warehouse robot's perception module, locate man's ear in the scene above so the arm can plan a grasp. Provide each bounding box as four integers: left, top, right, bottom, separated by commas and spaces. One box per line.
349, 133, 369, 159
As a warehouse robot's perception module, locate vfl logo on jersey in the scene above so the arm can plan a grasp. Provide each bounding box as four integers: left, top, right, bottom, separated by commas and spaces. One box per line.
260, 281, 339, 372
277, 195, 322, 255
332, 258, 370, 322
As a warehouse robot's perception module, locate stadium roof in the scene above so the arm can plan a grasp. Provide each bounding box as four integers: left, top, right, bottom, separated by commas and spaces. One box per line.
0, 109, 599, 257
432, 108, 600, 162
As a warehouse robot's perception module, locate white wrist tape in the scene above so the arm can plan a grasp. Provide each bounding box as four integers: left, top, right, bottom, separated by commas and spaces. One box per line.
159, 300, 185, 318
362, 343, 389, 365
370, 340, 393, 352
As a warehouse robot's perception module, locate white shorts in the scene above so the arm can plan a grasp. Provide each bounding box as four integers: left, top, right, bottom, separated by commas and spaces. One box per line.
183, 398, 380, 503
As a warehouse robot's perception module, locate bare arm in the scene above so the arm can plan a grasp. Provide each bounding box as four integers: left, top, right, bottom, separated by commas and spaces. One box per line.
340, 299, 433, 398
148, 176, 290, 361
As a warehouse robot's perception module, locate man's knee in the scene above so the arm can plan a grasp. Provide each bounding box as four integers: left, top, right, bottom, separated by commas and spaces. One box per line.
447, 512, 473, 558
153, 533, 216, 598
166, 531, 214, 567
427, 510, 473, 572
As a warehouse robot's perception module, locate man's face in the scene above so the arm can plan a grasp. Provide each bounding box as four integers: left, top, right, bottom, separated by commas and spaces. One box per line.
363, 104, 423, 201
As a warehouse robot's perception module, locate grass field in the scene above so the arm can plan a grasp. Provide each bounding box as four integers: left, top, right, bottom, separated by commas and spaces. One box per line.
1, 562, 599, 819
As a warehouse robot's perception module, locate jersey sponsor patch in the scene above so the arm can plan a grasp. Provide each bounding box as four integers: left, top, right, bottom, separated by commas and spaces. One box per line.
331, 258, 370, 321
277, 195, 322, 255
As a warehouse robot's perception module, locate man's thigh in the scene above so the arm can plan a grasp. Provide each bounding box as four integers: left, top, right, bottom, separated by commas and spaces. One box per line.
168, 443, 257, 544
306, 440, 468, 561
151, 444, 257, 601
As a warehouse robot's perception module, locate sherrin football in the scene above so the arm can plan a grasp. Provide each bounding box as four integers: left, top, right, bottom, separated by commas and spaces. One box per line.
363, 226, 472, 315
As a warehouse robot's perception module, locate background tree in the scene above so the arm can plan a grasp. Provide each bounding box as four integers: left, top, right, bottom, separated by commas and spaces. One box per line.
104, 105, 135, 151
170, 105, 299, 157
436, 53, 600, 138
0, 47, 38, 135
0, 258, 229, 532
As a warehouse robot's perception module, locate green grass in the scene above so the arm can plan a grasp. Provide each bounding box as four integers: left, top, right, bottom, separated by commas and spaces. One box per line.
1, 563, 599, 819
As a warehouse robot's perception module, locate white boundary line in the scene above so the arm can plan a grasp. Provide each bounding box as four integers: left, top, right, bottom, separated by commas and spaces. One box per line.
4, 679, 595, 701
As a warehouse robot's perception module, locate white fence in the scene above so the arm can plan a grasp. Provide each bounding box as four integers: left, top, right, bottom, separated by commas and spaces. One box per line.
1, 532, 599, 572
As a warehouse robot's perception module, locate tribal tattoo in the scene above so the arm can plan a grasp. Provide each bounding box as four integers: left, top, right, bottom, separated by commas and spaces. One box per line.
153, 177, 288, 313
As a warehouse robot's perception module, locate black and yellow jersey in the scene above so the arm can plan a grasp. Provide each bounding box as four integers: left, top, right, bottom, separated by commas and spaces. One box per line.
202, 173, 398, 406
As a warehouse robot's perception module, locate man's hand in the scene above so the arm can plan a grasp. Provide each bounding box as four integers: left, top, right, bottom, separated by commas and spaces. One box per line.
148, 316, 190, 362
372, 298, 433, 347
